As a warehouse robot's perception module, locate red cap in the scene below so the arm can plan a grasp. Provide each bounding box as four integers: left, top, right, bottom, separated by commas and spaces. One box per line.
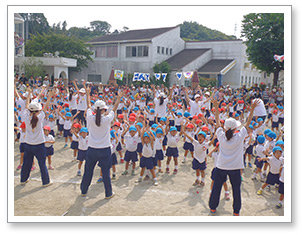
238, 100, 244, 104
148, 103, 153, 106
64, 103, 69, 107
198, 113, 204, 117
113, 121, 121, 127
173, 103, 177, 106
196, 120, 202, 124
216, 142, 220, 147
108, 99, 112, 103
201, 107, 205, 110
192, 115, 198, 119
178, 104, 182, 107
229, 103, 232, 106
211, 108, 215, 112
220, 120, 225, 124
73, 123, 81, 129
117, 114, 124, 119
270, 103, 274, 107
221, 107, 225, 112
187, 123, 194, 129
169, 105, 173, 108
129, 116, 136, 122
221, 102, 226, 106
43, 125, 51, 131
202, 126, 209, 132
273, 109, 278, 113
20, 122, 26, 129
139, 115, 144, 119
129, 113, 137, 118
218, 108, 222, 112
187, 107, 191, 110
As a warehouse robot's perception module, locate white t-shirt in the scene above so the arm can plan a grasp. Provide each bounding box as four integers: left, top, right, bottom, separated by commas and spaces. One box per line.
19, 128, 26, 143
154, 136, 164, 150
86, 109, 114, 149
154, 98, 168, 117
255, 144, 266, 158
253, 99, 267, 117
77, 94, 87, 111
267, 155, 284, 174
16, 97, 26, 113
21, 110, 46, 145
142, 143, 153, 158
166, 133, 181, 148
63, 119, 73, 130
44, 134, 55, 148
184, 131, 195, 144
68, 94, 78, 110
189, 100, 201, 116
192, 139, 209, 163
78, 136, 89, 151
212, 151, 219, 168
111, 139, 117, 154
124, 134, 140, 152
216, 126, 248, 170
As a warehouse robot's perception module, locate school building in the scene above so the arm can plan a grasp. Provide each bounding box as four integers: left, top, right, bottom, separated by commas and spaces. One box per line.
70, 25, 273, 88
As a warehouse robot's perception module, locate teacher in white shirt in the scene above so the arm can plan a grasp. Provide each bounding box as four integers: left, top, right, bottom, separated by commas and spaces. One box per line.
80, 83, 123, 199
208, 98, 260, 216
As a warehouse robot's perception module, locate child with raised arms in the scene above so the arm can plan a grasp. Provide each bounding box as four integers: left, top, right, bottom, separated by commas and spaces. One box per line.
73, 127, 89, 176
70, 123, 81, 162
43, 125, 55, 170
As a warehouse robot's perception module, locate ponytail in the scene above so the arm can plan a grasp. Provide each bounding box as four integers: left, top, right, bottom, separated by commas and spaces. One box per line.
30, 111, 39, 129
159, 96, 164, 105
225, 129, 234, 141
95, 107, 101, 127
69, 90, 73, 101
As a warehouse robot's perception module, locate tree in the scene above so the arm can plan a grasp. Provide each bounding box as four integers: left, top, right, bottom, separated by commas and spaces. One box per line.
152, 62, 171, 87
21, 56, 46, 79
25, 33, 93, 72
241, 13, 284, 86
90, 20, 111, 35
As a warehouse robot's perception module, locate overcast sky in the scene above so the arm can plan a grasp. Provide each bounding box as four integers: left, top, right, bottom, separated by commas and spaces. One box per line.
14, 5, 288, 39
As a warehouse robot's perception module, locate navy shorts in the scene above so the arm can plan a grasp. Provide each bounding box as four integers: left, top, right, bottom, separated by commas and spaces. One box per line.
117, 109, 122, 115
149, 120, 155, 127
77, 149, 87, 161
19, 142, 25, 153
166, 147, 178, 158
152, 157, 157, 167
139, 156, 154, 170
254, 157, 264, 169
278, 117, 284, 125
245, 145, 253, 155
272, 121, 279, 128
155, 150, 164, 161
211, 167, 227, 182
267, 113, 272, 119
136, 142, 143, 153
58, 124, 64, 131
116, 142, 122, 151
278, 181, 284, 194
169, 120, 175, 126
124, 150, 138, 163
183, 142, 194, 152
192, 159, 206, 170
70, 141, 79, 150
50, 130, 55, 137
45, 146, 54, 156
266, 172, 280, 185
163, 135, 167, 146
176, 125, 181, 132
63, 129, 72, 137
111, 153, 118, 166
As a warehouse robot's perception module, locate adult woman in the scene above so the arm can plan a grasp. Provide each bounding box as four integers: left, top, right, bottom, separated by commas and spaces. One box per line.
80, 82, 123, 199
153, 88, 172, 122
72, 80, 87, 126
20, 87, 53, 187
208, 98, 260, 216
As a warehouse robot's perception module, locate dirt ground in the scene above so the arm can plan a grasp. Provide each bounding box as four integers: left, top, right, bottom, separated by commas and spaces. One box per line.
13, 135, 284, 217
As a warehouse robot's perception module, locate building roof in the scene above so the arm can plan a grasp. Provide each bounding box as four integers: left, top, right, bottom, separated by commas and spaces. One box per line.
197, 59, 236, 75
165, 49, 210, 70
88, 26, 178, 44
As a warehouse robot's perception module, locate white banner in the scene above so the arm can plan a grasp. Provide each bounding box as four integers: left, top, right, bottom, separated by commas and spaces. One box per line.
114, 70, 124, 81
176, 72, 182, 80
154, 73, 161, 80
133, 72, 150, 82
162, 73, 167, 82
183, 71, 193, 79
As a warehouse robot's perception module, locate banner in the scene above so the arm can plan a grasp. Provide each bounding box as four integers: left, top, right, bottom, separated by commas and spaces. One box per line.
274, 54, 284, 62
183, 71, 193, 79
162, 73, 167, 82
145, 73, 150, 82
176, 72, 182, 80
114, 70, 124, 81
133, 72, 150, 82
133, 72, 140, 81
154, 73, 161, 80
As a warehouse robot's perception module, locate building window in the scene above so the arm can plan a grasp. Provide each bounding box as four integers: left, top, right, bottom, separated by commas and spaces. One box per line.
241, 76, 244, 85
126, 46, 149, 58
157, 46, 161, 54
170, 48, 173, 55
162, 47, 165, 54
88, 74, 102, 83
95, 45, 117, 58
166, 48, 169, 55
245, 76, 247, 84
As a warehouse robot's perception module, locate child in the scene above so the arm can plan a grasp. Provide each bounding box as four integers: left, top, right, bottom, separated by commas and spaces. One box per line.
75, 127, 89, 176
183, 130, 209, 187
44, 125, 55, 170
135, 129, 159, 186
270, 109, 279, 132
47, 114, 56, 137
165, 126, 182, 174
252, 135, 266, 182
263, 131, 277, 177
154, 127, 165, 173
112, 121, 124, 163
243, 125, 256, 168
257, 146, 284, 195
70, 123, 81, 162
15, 122, 26, 170
182, 123, 195, 164
59, 110, 80, 148
276, 159, 284, 209
121, 125, 140, 176
208, 142, 230, 200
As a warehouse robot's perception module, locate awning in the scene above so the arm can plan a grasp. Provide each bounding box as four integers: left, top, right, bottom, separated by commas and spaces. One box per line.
197, 59, 236, 75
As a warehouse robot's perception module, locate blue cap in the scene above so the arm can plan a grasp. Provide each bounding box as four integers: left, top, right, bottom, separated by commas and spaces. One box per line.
156, 128, 163, 134
66, 112, 72, 117
150, 109, 155, 113
49, 114, 54, 119
18, 105, 21, 108
14, 107, 17, 112
61, 110, 65, 113
257, 135, 265, 144
141, 97, 145, 100
151, 124, 158, 129
123, 107, 127, 111
267, 131, 277, 139
65, 108, 70, 112
18, 116, 21, 120
235, 113, 239, 117
273, 146, 283, 153
160, 117, 167, 122
170, 126, 177, 132
110, 130, 116, 138
264, 129, 271, 135
133, 107, 139, 111
198, 131, 206, 138
80, 127, 88, 133
120, 98, 123, 102
143, 132, 149, 137
249, 124, 254, 129
172, 108, 176, 112
131, 96, 134, 100
277, 105, 284, 110
90, 100, 95, 104
177, 112, 183, 116
184, 112, 191, 118
178, 99, 182, 102
136, 122, 143, 128
99, 95, 103, 98
276, 140, 284, 146
129, 126, 137, 132
257, 118, 263, 122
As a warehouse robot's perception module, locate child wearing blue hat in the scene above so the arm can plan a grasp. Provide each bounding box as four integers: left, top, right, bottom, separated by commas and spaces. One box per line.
121, 125, 140, 176
174, 112, 183, 132
263, 130, 277, 177
74, 127, 89, 176
257, 146, 284, 195
277, 105, 284, 128
153, 126, 165, 173
243, 124, 256, 168
183, 129, 210, 187
252, 135, 266, 182
59, 110, 80, 148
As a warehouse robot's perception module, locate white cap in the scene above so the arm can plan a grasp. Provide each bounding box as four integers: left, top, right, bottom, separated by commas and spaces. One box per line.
159, 92, 165, 97
272, 88, 276, 92
204, 88, 207, 91
205, 92, 210, 96
224, 118, 241, 130
79, 88, 86, 93
194, 94, 200, 99
94, 100, 108, 110
28, 101, 42, 111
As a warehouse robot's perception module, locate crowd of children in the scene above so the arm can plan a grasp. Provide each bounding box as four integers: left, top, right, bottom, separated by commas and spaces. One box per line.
14, 80, 285, 211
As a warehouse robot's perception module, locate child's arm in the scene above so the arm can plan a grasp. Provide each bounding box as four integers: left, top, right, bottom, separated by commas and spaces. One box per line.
58, 111, 66, 120
183, 131, 193, 142
258, 157, 269, 162
71, 110, 81, 120
207, 147, 217, 158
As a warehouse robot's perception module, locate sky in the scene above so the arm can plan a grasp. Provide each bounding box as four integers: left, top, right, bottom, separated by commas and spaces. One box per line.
14, 5, 288, 39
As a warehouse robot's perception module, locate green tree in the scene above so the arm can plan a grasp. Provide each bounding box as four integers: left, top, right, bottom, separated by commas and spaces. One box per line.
21, 56, 46, 79
90, 20, 111, 35
152, 62, 171, 87
241, 13, 284, 86
25, 33, 93, 72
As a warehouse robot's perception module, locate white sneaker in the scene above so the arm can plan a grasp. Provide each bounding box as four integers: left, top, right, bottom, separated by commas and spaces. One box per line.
154, 179, 158, 186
